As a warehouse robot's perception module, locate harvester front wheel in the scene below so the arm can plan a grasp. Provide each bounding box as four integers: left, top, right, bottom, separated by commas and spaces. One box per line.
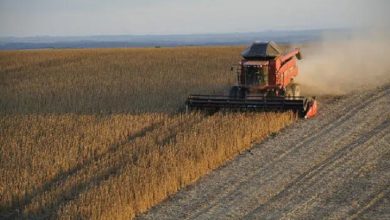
292, 83, 301, 96
286, 83, 301, 97
229, 86, 246, 98
285, 85, 293, 97
229, 86, 238, 98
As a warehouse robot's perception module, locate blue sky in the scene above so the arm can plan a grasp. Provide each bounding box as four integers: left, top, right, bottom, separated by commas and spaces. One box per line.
0, 0, 388, 37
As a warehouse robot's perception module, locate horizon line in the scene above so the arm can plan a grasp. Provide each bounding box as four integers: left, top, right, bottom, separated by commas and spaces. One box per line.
0, 27, 355, 39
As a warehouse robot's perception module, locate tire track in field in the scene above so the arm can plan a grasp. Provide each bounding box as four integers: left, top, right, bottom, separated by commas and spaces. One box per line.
348, 186, 390, 220
356, 184, 390, 220
305, 142, 390, 220
244, 121, 390, 219
138, 84, 390, 220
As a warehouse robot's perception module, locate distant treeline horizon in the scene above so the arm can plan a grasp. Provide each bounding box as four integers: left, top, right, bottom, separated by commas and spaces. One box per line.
0, 28, 358, 50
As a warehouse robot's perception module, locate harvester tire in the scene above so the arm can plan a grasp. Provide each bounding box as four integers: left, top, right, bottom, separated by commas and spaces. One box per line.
286, 83, 301, 97
229, 86, 239, 98
229, 86, 246, 98
285, 85, 293, 97
292, 83, 301, 97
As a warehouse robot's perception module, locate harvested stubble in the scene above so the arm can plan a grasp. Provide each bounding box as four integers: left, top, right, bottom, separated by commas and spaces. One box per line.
0, 47, 296, 219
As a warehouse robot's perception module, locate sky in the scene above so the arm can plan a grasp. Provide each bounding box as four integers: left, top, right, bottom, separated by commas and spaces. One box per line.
0, 0, 389, 37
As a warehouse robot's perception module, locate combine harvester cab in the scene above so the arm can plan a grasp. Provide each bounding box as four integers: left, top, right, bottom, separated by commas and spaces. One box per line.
186, 41, 318, 118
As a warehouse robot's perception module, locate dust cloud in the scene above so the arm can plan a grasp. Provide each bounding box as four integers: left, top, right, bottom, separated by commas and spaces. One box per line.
296, 30, 390, 96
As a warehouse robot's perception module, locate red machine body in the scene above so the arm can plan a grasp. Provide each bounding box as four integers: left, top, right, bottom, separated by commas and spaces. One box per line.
237, 48, 301, 96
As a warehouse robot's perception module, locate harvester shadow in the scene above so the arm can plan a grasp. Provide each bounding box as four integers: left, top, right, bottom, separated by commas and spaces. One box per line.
4, 114, 206, 219
3, 120, 165, 219
27, 115, 205, 218
32, 161, 126, 219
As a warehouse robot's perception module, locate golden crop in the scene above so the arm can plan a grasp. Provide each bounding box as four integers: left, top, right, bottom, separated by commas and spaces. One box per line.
0, 47, 242, 113
0, 47, 295, 219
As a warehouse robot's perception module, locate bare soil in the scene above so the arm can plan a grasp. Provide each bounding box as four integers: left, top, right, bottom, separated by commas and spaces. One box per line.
138, 84, 390, 219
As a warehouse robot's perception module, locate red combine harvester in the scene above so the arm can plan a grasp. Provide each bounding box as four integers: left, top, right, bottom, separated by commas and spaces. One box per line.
186, 41, 317, 118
